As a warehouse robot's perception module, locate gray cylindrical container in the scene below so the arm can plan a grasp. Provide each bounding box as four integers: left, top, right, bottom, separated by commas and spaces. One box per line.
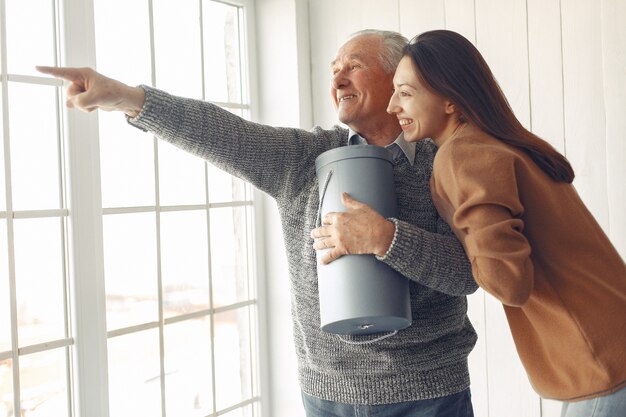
315, 145, 412, 335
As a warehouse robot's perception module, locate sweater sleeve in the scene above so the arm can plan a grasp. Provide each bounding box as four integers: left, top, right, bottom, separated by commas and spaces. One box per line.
127, 86, 338, 200
377, 218, 478, 296
431, 139, 534, 307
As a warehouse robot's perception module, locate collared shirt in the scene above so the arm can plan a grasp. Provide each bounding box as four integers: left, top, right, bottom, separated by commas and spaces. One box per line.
348, 128, 416, 166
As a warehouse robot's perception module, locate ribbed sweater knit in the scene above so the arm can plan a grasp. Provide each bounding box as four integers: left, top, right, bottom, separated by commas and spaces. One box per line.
128, 86, 478, 405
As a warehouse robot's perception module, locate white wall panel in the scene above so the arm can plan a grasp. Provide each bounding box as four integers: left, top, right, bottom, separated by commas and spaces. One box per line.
350, 0, 400, 29
561, 0, 609, 231
527, 0, 565, 153
399, 0, 445, 38
475, 0, 531, 126
444, 0, 476, 43
601, 0, 626, 258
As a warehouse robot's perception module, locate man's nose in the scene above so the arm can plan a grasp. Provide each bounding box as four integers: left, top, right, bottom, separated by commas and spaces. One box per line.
331, 69, 349, 89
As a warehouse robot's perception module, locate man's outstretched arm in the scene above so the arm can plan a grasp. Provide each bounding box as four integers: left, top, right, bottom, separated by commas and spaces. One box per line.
36, 66, 145, 117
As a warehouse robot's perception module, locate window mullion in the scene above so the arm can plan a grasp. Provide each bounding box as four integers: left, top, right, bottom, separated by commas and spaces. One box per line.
59, 0, 110, 416
0, 0, 23, 413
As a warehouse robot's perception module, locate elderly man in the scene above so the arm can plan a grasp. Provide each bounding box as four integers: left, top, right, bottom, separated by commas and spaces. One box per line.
38, 29, 477, 417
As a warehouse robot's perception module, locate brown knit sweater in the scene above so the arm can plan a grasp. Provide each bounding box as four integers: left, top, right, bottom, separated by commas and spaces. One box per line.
430, 123, 626, 401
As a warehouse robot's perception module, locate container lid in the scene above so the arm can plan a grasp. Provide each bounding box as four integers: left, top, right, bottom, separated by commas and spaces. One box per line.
315, 144, 393, 172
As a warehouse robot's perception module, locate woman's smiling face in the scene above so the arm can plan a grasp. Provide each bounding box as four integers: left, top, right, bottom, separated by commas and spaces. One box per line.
387, 55, 456, 145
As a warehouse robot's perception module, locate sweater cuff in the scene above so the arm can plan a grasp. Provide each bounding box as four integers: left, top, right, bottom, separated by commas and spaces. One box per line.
125, 85, 153, 132
375, 217, 400, 261
376, 218, 427, 269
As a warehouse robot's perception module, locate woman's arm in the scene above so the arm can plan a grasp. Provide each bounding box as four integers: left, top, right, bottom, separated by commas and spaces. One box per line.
431, 139, 534, 307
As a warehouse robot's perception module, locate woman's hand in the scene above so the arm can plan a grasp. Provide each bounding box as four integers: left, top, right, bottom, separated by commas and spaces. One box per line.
310, 192, 395, 265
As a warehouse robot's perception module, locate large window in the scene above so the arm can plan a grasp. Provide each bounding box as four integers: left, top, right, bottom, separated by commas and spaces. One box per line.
0, 0, 261, 416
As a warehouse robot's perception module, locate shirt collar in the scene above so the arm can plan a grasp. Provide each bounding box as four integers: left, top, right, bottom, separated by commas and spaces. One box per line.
347, 129, 416, 166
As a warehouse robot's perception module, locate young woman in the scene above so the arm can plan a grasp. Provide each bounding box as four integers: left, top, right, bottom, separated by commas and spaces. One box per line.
312, 29, 626, 416
389, 30, 626, 416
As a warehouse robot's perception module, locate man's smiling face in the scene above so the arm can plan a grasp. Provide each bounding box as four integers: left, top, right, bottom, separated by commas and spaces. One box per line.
329, 35, 396, 139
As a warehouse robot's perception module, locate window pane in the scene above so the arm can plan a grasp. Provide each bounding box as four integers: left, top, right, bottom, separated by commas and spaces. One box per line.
221, 404, 255, 417
94, 0, 155, 209
108, 330, 161, 417
207, 164, 248, 204
0, 359, 13, 417
203, 2, 243, 103
8, 83, 61, 210
14, 218, 65, 346
153, 0, 202, 98
103, 213, 158, 330
164, 318, 213, 416
214, 307, 253, 411
157, 141, 206, 206
5, 0, 55, 76
94, 0, 152, 86
98, 112, 156, 208
229, 108, 249, 119
19, 349, 69, 417
161, 211, 209, 319
210, 207, 251, 308
0, 221, 9, 353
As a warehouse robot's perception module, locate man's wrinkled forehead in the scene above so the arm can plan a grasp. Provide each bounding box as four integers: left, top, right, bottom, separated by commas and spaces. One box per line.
330, 53, 367, 68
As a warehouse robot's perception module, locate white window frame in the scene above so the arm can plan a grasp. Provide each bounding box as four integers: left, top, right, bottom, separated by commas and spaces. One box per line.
0, 0, 267, 415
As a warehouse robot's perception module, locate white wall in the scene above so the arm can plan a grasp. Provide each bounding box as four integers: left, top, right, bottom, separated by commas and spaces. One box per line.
254, 1, 311, 416
255, 1, 626, 416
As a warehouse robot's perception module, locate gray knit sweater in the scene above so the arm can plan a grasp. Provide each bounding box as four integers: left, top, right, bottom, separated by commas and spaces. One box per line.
129, 86, 478, 405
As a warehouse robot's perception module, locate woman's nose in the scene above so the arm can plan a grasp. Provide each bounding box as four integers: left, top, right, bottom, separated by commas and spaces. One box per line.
387, 95, 399, 114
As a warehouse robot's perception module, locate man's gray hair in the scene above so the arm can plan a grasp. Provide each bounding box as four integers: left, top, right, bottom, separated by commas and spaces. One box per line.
348, 29, 408, 74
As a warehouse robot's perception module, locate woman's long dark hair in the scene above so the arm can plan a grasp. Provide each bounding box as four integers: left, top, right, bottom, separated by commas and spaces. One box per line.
405, 30, 574, 183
